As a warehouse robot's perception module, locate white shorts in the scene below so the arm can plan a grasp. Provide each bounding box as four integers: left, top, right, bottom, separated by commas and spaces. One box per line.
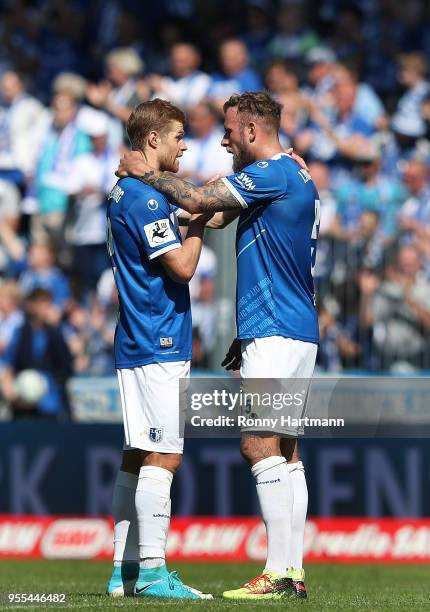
117, 361, 190, 453
240, 336, 318, 436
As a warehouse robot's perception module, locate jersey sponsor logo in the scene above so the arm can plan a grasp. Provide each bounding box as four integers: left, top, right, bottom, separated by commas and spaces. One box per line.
257, 161, 268, 168
147, 199, 159, 211
144, 219, 176, 247
235, 173, 256, 191
108, 185, 124, 203
298, 168, 312, 183
149, 427, 163, 442
160, 336, 173, 348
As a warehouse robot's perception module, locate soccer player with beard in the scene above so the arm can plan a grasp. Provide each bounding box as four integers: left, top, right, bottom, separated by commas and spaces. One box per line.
117, 91, 320, 601
106, 99, 212, 600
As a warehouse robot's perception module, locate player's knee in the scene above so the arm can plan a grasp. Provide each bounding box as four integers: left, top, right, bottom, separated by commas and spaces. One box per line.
165, 453, 182, 474
142, 451, 182, 474
240, 434, 281, 465
240, 436, 266, 464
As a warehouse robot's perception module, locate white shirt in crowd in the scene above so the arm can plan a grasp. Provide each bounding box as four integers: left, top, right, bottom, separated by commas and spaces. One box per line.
64, 150, 119, 245
0, 94, 49, 175
179, 127, 232, 185
152, 71, 211, 109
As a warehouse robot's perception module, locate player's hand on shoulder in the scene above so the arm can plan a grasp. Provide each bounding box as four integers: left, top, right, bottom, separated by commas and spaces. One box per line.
116, 150, 152, 178
221, 338, 241, 371
285, 147, 309, 172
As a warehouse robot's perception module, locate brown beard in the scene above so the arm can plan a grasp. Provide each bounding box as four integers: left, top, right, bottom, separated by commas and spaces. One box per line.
233, 147, 254, 172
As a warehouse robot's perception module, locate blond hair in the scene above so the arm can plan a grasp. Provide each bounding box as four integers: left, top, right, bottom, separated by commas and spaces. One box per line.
106, 48, 144, 77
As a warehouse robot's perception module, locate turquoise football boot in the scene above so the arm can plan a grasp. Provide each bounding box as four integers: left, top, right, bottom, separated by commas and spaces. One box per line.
106, 562, 139, 597
134, 565, 213, 599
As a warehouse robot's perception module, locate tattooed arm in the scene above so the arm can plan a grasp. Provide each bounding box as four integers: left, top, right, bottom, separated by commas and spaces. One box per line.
116, 152, 242, 213
138, 170, 241, 214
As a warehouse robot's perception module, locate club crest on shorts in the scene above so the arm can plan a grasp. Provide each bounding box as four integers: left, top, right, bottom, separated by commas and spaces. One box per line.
149, 427, 163, 442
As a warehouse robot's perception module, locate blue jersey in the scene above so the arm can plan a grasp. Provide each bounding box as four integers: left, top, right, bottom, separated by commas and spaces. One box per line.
106, 177, 192, 368
223, 153, 320, 343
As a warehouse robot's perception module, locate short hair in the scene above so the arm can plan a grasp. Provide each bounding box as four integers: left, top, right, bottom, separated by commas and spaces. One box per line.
126, 99, 186, 151
52, 72, 87, 100
25, 288, 53, 303
172, 41, 200, 56
398, 52, 428, 77
223, 91, 281, 134
106, 47, 144, 77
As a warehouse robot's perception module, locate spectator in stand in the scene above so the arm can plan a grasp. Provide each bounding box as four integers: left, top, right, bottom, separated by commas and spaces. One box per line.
308, 161, 336, 294
0, 288, 73, 419
295, 71, 375, 181
342, 210, 386, 274
332, 147, 406, 244
63, 298, 115, 375
208, 39, 262, 109
0, 280, 23, 357
52, 71, 87, 109
302, 46, 336, 105
267, 1, 319, 61
379, 113, 429, 179
265, 60, 300, 99
367, 245, 430, 370
19, 242, 70, 318
53, 71, 125, 152
333, 62, 387, 129
316, 296, 342, 372
86, 47, 146, 127
33, 92, 91, 245
278, 91, 307, 148
179, 101, 232, 184
148, 43, 211, 109
63, 109, 118, 298
0, 172, 26, 278
398, 159, 430, 255
0, 70, 49, 190
392, 53, 430, 141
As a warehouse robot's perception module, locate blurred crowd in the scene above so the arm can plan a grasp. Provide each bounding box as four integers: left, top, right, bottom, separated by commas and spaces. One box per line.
1, 0, 430, 417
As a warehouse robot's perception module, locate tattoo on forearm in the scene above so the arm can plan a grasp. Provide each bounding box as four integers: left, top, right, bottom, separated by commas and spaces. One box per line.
140, 172, 241, 212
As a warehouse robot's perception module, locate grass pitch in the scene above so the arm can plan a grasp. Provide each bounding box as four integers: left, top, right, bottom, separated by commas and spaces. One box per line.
0, 560, 429, 611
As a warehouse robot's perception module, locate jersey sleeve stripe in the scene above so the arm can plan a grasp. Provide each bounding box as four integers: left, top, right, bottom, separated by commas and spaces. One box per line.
148, 242, 181, 260
221, 177, 248, 208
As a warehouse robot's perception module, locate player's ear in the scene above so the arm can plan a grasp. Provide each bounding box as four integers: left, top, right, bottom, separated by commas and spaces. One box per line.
248, 122, 256, 143
147, 130, 159, 149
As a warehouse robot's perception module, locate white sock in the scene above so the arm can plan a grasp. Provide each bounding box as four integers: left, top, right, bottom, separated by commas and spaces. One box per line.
251, 456, 293, 575
112, 470, 139, 566
136, 466, 173, 565
141, 557, 165, 569
287, 461, 308, 570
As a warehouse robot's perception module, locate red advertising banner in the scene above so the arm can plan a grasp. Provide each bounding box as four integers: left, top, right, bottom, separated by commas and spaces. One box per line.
0, 515, 429, 563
